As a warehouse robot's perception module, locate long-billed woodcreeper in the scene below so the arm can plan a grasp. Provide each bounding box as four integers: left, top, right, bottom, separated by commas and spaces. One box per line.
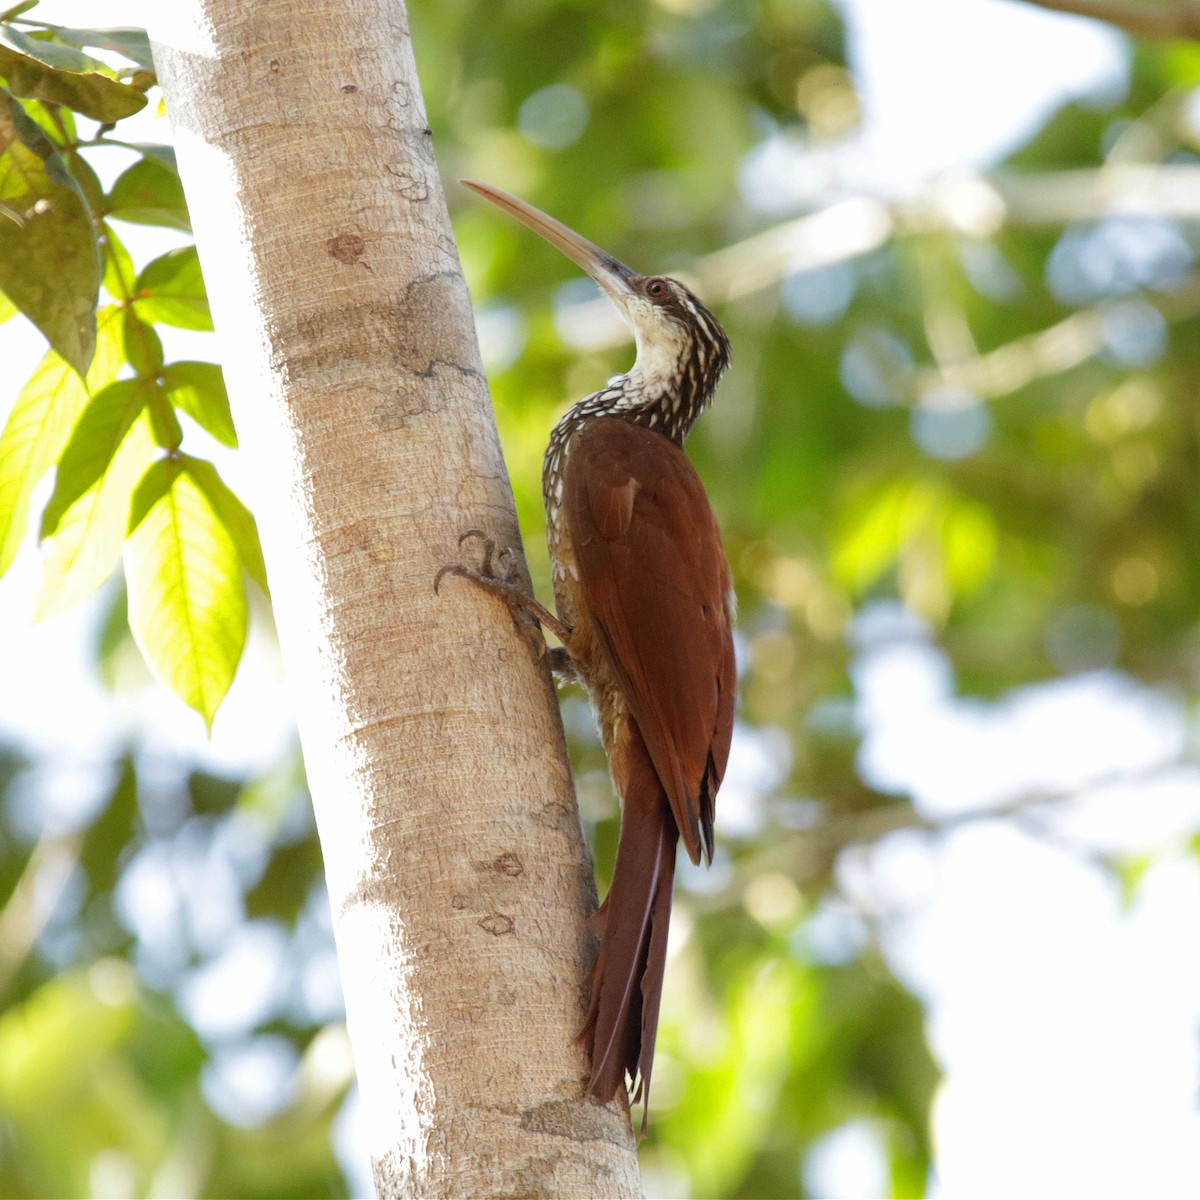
440, 181, 736, 1120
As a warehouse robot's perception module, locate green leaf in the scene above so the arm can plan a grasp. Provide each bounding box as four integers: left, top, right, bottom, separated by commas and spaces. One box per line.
13, 96, 74, 144
78, 755, 138, 892
106, 155, 190, 232
146, 386, 182, 451
160, 361, 236, 447
183, 457, 268, 594
0, 967, 155, 1199
62, 143, 102, 210
0, 286, 15, 323
34, 429, 154, 617
236, 752, 307, 826
100, 221, 135, 301
187, 767, 241, 816
133, 245, 211, 331
0, 26, 147, 121
941, 498, 996, 597
0, 305, 121, 579
123, 456, 248, 727
42, 26, 155, 73
121, 308, 163, 375
0, 93, 100, 374
118, 142, 176, 172
35, 390, 156, 621
245, 836, 324, 923
0, 27, 109, 74
832, 478, 909, 593
40, 378, 150, 538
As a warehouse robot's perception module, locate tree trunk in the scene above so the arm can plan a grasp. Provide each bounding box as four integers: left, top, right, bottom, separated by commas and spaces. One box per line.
149, 3, 642, 1195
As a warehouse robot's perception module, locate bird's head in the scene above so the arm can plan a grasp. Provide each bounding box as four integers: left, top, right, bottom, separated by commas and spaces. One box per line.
462, 180, 730, 423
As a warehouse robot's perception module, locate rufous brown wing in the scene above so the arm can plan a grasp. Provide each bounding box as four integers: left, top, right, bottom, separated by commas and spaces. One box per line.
567, 417, 736, 1113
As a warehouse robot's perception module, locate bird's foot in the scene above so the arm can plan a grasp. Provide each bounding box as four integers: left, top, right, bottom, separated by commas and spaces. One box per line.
434, 529, 526, 601
544, 645, 579, 684
436, 529, 574, 660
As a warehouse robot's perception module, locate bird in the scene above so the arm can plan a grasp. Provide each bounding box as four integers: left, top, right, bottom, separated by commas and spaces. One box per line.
439, 180, 736, 1125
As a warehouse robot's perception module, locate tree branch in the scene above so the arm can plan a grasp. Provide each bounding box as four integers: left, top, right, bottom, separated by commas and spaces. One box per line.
0, 832, 80, 997
710, 761, 1194, 915
560, 166, 1200, 351
915, 279, 1200, 400
1014, 0, 1200, 41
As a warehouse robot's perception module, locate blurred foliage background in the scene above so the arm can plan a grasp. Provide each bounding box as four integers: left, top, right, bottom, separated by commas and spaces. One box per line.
3, 0, 1200, 1196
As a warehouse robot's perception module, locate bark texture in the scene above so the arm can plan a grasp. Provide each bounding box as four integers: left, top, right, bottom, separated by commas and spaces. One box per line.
149, 2, 642, 1195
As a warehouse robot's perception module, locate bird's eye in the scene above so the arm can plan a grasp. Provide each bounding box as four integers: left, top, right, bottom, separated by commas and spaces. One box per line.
646, 279, 668, 300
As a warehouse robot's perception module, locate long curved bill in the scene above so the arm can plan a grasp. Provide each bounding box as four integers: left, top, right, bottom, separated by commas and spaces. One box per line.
461, 179, 640, 304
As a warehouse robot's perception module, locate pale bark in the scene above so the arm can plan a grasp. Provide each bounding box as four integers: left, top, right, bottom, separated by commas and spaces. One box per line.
149, 2, 641, 1195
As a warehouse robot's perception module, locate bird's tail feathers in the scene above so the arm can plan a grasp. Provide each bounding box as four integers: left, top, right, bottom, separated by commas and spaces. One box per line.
579, 723, 677, 1132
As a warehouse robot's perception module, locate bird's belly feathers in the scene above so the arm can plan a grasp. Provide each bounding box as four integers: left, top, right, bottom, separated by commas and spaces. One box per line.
547, 513, 631, 761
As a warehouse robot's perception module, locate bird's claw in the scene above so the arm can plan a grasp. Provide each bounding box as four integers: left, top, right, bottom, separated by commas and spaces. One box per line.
433, 562, 462, 596
435, 530, 520, 595
436, 528, 573, 663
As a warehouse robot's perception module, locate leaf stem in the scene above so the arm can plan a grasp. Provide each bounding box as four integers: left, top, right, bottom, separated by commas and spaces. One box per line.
0, 1, 40, 24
